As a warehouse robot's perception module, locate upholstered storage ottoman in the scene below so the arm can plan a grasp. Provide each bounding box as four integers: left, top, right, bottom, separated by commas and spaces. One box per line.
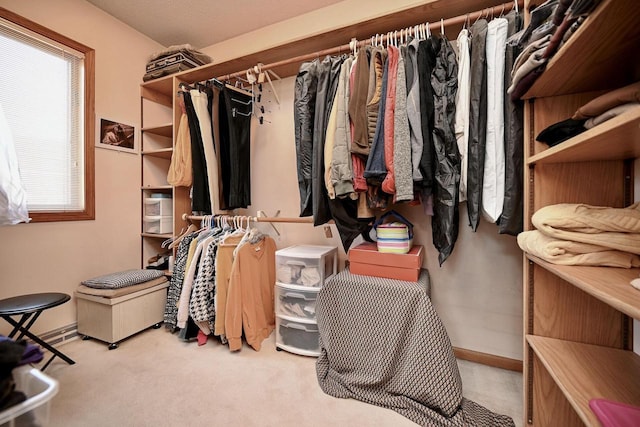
75, 276, 168, 349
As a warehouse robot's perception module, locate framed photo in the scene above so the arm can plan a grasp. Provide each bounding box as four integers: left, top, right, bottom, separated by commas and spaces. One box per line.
96, 118, 137, 153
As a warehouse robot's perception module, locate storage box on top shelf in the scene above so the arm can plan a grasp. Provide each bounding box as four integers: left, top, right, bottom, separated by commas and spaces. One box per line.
275, 245, 337, 289
348, 242, 424, 282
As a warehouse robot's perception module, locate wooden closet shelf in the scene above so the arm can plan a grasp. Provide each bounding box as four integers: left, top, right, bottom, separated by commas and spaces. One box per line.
528, 255, 640, 320
141, 148, 173, 159
524, 0, 640, 99
141, 185, 172, 191
527, 335, 640, 426
141, 123, 173, 138
528, 107, 640, 165
141, 232, 173, 239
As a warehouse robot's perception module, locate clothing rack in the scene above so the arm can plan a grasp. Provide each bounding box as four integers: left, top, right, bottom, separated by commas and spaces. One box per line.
182, 213, 314, 224
216, 0, 523, 82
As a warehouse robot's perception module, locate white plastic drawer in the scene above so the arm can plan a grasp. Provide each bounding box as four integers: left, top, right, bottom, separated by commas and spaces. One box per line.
143, 215, 172, 234
275, 245, 337, 288
276, 315, 320, 356
275, 282, 319, 320
144, 198, 172, 217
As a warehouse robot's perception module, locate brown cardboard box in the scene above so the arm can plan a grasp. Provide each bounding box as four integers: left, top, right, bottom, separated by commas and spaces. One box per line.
348, 243, 424, 282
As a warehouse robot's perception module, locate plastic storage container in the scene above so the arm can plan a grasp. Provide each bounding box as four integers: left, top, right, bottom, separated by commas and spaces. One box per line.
275, 282, 319, 321
143, 215, 172, 234
0, 366, 59, 427
276, 315, 320, 357
144, 198, 172, 217
275, 245, 337, 288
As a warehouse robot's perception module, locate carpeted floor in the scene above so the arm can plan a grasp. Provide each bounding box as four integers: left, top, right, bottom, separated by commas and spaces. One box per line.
38, 328, 522, 426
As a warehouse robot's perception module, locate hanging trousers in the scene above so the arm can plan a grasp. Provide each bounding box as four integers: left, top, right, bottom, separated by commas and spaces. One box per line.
312, 55, 345, 226
466, 19, 488, 231
219, 86, 252, 209
294, 60, 319, 217
498, 10, 525, 236
182, 91, 211, 214
190, 89, 220, 213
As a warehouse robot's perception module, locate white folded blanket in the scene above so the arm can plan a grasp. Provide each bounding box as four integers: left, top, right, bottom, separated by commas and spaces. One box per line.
517, 230, 640, 268
532, 203, 640, 255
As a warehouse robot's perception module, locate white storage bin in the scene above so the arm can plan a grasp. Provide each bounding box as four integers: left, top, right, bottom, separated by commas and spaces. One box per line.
276, 315, 320, 357
143, 215, 172, 234
144, 198, 172, 217
0, 366, 58, 427
275, 245, 337, 288
275, 282, 320, 321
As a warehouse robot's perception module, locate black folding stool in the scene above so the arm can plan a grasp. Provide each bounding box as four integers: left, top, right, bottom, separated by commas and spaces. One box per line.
0, 292, 76, 371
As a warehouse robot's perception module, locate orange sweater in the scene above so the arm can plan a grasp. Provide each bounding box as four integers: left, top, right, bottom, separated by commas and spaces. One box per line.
225, 236, 276, 351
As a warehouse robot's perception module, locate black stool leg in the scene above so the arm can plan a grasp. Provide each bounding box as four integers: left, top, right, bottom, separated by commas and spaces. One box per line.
15, 311, 42, 341
1, 315, 75, 370
6, 313, 33, 339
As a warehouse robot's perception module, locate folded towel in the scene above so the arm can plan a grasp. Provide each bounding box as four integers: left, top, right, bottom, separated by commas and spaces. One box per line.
517, 230, 640, 268
532, 203, 640, 255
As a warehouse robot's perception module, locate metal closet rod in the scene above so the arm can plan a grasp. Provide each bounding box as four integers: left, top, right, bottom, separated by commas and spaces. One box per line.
182, 213, 315, 224
217, 0, 523, 82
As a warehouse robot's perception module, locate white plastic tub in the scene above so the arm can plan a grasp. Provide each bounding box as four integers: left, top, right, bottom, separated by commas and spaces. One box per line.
0, 366, 59, 427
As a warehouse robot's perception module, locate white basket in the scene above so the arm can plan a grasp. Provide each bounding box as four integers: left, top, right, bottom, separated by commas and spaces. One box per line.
0, 366, 59, 427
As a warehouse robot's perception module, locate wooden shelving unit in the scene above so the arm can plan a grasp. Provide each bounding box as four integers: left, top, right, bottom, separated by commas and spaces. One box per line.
141, 148, 173, 159
522, 0, 640, 425
527, 336, 640, 426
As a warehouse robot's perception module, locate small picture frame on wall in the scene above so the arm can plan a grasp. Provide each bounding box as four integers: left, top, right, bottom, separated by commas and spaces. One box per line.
96, 118, 137, 154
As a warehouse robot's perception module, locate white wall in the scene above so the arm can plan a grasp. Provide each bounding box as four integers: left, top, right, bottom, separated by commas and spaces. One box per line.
0, 0, 163, 335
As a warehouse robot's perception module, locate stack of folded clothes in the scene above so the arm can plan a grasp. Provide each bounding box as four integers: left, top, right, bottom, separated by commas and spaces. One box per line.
517, 203, 640, 268
536, 81, 640, 147
143, 44, 212, 82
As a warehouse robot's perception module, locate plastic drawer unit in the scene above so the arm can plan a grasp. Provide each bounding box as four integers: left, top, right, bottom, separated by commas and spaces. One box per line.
0, 366, 59, 427
275, 282, 319, 321
143, 215, 172, 234
275, 245, 337, 288
276, 314, 321, 357
144, 197, 172, 217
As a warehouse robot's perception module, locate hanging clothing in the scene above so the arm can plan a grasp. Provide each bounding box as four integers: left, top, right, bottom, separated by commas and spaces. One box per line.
213, 234, 243, 340
466, 18, 488, 231
190, 89, 220, 213
381, 45, 399, 195
481, 17, 509, 224
182, 91, 211, 214
164, 233, 198, 331
454, 28, 471, 202
167, 95, 193, 187
189, 240, 218, 335
219, 86, 252, 210
330, 57, 355, 199
365, 47, 387, 157
364, 57, 389, 185
225, 236, 276, 352
0, 103, 29, 225
431, 36, 460, 265
391, 47, 413, 202
498, 10, 525, 236
313, 55, 345, 226
405, 37, 424, 183
209, 84, 226, 210
294, 60, 319, 217
349, 47, 372, 157
324, 88, 339, 200
416, 36, 438, 194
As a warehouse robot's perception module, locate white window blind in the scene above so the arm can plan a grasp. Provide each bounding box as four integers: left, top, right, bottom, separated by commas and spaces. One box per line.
0, 18, 85, 212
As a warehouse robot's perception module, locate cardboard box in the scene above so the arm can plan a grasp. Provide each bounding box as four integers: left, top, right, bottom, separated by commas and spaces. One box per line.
348, 243, 424, 282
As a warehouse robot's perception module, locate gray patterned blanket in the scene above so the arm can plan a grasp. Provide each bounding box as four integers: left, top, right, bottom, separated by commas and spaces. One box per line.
316, 268, 514, 426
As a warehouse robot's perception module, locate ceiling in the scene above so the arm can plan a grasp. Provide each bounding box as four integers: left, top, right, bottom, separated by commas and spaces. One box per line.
86, 0, 343, 49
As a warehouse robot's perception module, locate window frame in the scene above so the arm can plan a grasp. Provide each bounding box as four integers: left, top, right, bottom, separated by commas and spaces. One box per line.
0, 7, 95, 222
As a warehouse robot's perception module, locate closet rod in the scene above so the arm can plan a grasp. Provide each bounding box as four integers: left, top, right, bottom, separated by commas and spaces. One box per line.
217, 0, 523, 82
182, 213, 314, 224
